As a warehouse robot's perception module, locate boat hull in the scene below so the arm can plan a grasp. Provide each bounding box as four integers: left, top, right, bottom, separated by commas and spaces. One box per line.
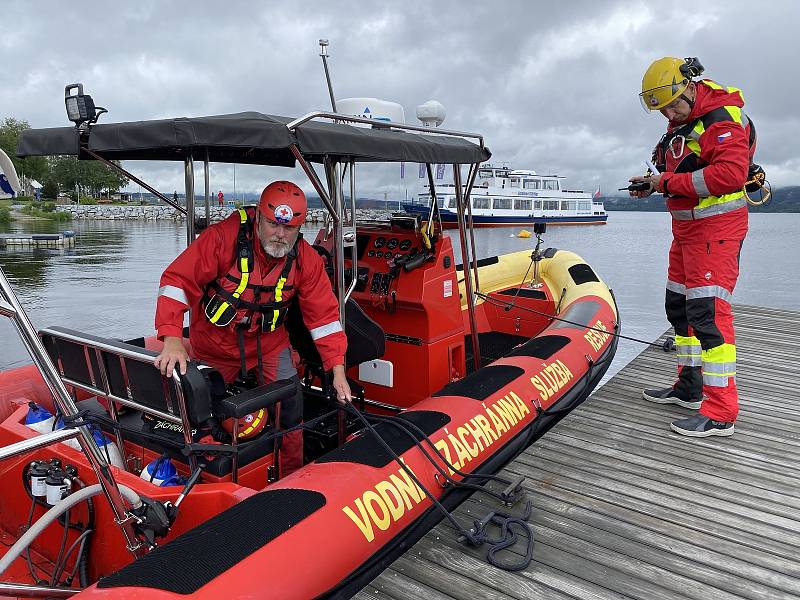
402, 203, 608, 227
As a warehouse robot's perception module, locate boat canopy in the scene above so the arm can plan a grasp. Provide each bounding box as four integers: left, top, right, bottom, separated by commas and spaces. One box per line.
16, 111, 491, 166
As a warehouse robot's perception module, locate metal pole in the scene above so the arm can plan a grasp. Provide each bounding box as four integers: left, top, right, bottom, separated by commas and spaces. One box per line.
343, 159, 358, 303
184, 157, 195, 245
0, 582, 79, 598
289, 144, 338, 222
81, 149, 186, 215
453, 165, 481, 371
326, 159, 347, 326
464, 163, 481, 292
425, 164, 440, 239
0, 428, 80, 462
204, 148, 210, 224
0, 269, 145, 558
319, 40, 338, 113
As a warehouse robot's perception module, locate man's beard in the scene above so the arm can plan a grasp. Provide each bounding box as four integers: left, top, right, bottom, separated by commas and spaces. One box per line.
263, 239, 290, 258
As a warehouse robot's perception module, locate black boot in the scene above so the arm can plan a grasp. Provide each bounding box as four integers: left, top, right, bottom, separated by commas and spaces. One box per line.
643, 366, 703, 409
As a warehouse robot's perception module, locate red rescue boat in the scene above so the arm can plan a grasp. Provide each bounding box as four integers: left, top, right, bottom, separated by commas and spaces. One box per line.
0, 88, 618, 600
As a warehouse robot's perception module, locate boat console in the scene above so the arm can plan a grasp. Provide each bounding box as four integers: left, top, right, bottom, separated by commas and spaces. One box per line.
312, 218, 466, 409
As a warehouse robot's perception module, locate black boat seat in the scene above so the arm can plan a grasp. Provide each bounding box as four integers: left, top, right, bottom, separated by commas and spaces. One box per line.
38, 326, 294, 478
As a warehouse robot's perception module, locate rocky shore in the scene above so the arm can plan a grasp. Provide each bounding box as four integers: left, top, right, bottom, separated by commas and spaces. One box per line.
57, 205, 393, 223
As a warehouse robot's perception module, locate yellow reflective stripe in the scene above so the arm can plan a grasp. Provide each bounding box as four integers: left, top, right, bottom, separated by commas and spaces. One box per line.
696, 190, 745, 211
702, 343, 736, 364
724, 105, 743, 125
210, 302, 231, 323
267, 275, 288, 332
675, 335, 700, 347
675, 335, 702, 366
239, 409, 265, 437
231, 208, 251, 299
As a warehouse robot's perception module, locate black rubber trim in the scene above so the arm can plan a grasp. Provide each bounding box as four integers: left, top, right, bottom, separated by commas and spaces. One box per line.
552, 300, 601, 330
98, 489, 326, 594
433, 364, 524, 400
455, 255, 500, 271
568, 263, 600, 285
497, 288, 547, 300
315, 410, 451, 468
506, 335, 571, 359
542, 247, 559, 258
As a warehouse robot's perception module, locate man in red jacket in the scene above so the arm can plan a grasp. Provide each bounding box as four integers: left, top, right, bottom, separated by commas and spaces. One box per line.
630, 57, 753, 437
154, 180, 351, 475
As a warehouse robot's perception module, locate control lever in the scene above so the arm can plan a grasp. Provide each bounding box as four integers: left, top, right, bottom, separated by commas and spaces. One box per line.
174, 467, 203, 508
131, 467, 203, 547
402, 251, 432, 272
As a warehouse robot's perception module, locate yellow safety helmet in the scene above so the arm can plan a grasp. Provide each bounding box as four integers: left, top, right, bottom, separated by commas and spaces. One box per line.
639, 57, 692, 111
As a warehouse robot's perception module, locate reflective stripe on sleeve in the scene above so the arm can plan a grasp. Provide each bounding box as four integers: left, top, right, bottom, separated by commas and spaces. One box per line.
309, 320, 343, 340
691, 169, 710, 196
158, 285, 189, 306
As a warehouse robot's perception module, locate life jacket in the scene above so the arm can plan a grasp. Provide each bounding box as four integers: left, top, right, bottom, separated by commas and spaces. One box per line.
201, 207, 300, 335
652, 80, 756, 221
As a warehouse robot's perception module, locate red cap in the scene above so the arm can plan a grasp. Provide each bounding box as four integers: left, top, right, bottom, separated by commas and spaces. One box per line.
258, 181, 306, 226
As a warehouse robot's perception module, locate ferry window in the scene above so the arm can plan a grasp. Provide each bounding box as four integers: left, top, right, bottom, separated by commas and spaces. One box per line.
543, 180, 558, 190
495, 170, 509, 178
473, 197, 490, 209
561, 200, 576, 211
523, 179, 540, 189
448, 197, 457, 209
514, 198, 532, 210
578, 201, 592, 211
543, 200, 559, 211
509, 178, 520, 188
493, 198, 512, 210
478, 169, 493, 179
534, 200, 542, 210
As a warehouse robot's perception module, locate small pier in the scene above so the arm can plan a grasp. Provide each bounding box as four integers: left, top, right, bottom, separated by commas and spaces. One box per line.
0, 232, 75, 248
357, 304, 800, 600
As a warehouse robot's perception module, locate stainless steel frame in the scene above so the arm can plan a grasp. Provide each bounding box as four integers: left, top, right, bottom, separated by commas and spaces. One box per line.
0, 582, 79, 598
184, 157, 195, 245
0, 269, 146, 558
39, 327, 198, 472
453, 164, 481, 371
0, 428, 80, 462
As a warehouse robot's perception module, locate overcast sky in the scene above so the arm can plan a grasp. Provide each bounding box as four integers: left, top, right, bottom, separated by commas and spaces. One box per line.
3, 0, 798, 199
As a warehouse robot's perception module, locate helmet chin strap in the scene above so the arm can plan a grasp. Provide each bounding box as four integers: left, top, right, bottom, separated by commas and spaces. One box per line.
678, 82, 696, 110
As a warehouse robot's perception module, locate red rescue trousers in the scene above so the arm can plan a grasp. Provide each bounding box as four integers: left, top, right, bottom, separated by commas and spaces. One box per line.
203, 347, 304, 478
666, 238, 742, 422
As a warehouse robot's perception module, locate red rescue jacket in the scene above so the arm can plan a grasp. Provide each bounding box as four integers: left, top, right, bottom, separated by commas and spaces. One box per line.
655, 79, 754, 242
156, 211, 346, 375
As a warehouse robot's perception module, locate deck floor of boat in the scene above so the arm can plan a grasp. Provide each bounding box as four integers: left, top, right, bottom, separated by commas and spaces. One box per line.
356, 304, 800, 600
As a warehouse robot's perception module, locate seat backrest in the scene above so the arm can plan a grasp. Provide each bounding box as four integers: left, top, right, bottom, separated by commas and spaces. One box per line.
286, 298, 385, 371
40, 326, 214, 426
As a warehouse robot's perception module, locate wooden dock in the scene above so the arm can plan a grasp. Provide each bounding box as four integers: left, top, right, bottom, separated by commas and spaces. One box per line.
356, 304, 800, 600
0, 232, 75, 248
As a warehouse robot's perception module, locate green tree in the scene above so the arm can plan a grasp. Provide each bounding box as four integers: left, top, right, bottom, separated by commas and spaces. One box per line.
0, 117, 49, 183
41, 178, 59, 200
49, 156, 128, 198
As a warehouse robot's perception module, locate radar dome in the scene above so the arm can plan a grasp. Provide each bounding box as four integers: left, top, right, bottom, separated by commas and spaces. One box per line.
416, 100, 446, 127
336, 98, 406, 128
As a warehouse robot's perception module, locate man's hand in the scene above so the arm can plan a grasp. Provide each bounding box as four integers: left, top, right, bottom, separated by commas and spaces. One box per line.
154, 336, 188, 377
331, 365, 353, 405
628, 174, 661, 198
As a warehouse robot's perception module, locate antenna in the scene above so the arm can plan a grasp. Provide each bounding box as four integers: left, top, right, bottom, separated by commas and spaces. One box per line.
318, 39, 337, 113
416, 100, 446, 127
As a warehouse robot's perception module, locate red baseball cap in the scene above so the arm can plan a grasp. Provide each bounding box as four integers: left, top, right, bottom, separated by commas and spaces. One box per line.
258, 181, 306, 226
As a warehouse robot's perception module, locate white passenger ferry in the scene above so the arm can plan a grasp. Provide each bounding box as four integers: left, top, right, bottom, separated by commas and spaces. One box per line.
403, 165, 607, 227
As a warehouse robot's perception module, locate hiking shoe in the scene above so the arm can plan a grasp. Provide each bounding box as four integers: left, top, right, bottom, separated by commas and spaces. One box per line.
642, 387, 703, 410
670, 414, 734, 437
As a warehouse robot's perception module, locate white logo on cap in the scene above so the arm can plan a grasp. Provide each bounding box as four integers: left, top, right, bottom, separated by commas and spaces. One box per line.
274, 204, 294, 224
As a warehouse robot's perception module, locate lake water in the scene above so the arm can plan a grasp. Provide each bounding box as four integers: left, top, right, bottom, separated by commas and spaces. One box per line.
2, 213, 799, 381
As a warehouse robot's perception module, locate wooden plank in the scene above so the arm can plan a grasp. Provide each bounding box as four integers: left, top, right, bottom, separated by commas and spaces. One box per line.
361, 306, 800, 599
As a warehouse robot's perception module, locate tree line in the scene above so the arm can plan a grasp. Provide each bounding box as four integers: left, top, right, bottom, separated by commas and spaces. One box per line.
1, 117, 128, 200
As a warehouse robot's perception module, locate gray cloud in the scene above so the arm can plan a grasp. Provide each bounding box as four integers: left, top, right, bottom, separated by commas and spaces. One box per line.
3, 0, 797, 198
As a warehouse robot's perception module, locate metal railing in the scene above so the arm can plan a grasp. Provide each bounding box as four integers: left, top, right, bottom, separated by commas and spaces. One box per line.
0, 266, 147, 568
